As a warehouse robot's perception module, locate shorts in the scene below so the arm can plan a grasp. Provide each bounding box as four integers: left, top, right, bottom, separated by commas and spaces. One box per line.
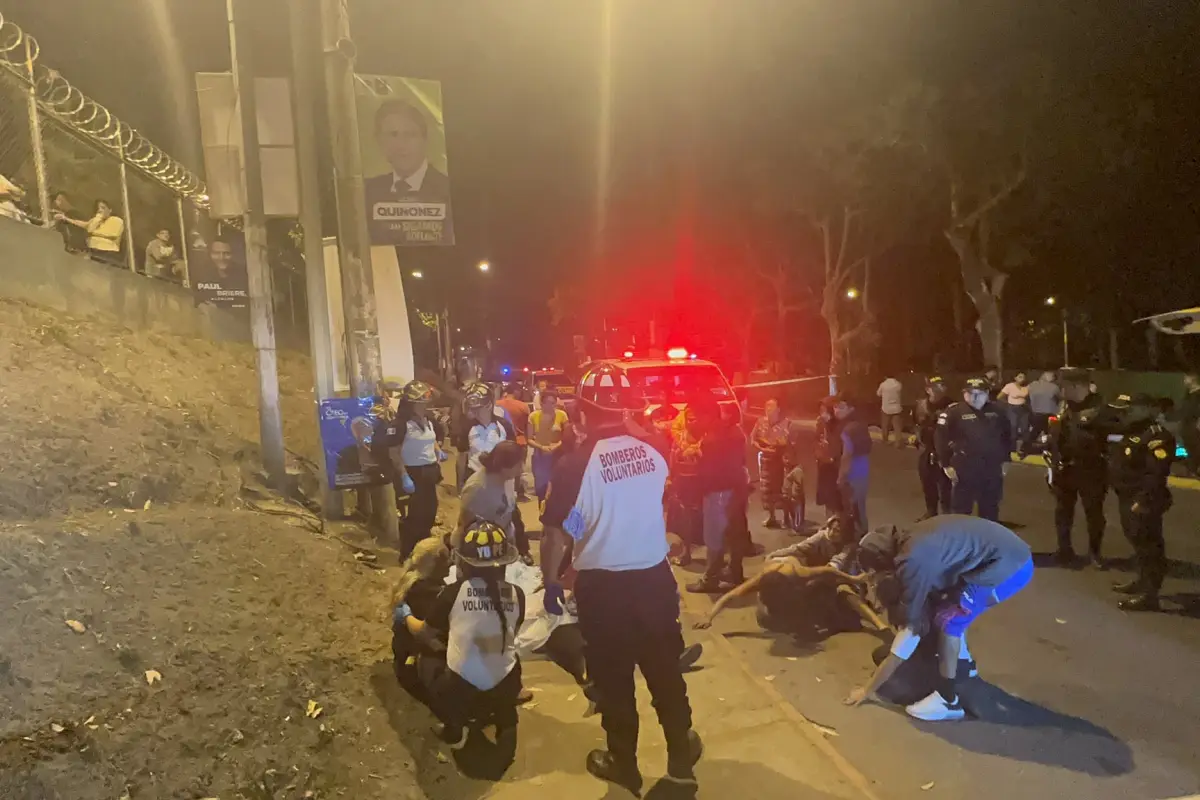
937, 557, 1034, 638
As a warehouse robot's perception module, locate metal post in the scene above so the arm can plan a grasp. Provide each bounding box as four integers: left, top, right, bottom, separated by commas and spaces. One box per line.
319, 0, 397, 542
23, 37, 50, 225
116, 140, 137, 272
229, 0, 288, 490
443, 305, 453, 381
175, 196, 191, 287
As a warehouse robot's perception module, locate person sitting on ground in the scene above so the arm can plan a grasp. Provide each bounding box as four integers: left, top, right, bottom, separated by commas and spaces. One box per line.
390, 537, 453, 698
693, 513, 886, 635
844, 515, 1033, 722
396, 520, 525, 762
783, 464, 806, 532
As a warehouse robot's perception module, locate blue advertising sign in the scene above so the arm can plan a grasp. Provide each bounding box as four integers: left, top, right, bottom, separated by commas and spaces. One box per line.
318, 397, 385, 489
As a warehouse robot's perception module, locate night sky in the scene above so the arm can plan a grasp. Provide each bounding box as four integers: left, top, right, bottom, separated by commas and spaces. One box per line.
6, 1, 1198, 371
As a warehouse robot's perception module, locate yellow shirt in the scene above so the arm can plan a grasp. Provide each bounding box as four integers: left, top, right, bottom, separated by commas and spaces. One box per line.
87, 214, 125, 252
529, 408, 569, 447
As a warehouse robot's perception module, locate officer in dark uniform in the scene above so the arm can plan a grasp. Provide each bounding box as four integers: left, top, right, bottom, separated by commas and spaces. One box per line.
540, 362, 701, 794
1042, 368, 1115, 568
935, 376, 1012, 522
915, 376, 954, 519
1108, 393, 1176, 612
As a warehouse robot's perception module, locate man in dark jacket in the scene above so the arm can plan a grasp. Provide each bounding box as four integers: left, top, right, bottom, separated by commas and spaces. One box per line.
834, 396, 872, 535
1042, 368, 1115, 567
915, 376, 954, 519
845, 516, 1033, 721
935, 377, 1012, 521
687, 398, 750, 593
1108, 394, 1177, 612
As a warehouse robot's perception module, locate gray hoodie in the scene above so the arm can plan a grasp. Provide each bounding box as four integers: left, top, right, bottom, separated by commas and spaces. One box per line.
869, 515, 1031, 632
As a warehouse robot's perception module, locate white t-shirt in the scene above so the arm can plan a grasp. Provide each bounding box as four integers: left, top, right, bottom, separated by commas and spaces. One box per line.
399, 418, 439, 467
540, 432, 670, 572
432, 577, 525, 691
0, 174, 24, 220
468, 420, 508, 473
877, 378, 903, 415
999, 382, 1029, 406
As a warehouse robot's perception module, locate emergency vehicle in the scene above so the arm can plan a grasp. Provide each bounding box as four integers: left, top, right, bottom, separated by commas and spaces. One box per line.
582, 348, 741, 425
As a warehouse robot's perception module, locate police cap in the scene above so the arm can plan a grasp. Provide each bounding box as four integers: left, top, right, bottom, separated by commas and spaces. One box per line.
963, 376, 990, 392
1059, 367, 1091, 385
1109, 392, 1155, 410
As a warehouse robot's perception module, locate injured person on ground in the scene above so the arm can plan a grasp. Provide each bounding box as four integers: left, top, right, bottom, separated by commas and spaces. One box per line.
693, 515, 889, 636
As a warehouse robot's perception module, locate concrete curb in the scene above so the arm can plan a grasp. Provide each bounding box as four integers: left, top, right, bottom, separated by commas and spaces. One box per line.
791, 418, 1200, 492
677, 581, 883, 800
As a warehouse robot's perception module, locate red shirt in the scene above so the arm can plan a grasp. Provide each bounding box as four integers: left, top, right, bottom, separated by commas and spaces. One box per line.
496, 396, 530, 446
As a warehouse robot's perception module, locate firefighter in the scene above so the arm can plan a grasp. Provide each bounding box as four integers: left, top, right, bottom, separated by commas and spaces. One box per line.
540, 362, 702, 794
935, 377, 1012, 522
1108, 393, 1176, 612
1042, 368, 1113, 568
915, 376, 954, 519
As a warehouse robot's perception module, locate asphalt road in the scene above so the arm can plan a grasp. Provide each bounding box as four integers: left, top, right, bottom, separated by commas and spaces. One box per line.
692, 435, 1200, 800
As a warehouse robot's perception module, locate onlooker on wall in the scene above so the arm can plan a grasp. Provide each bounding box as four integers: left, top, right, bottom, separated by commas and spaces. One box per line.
51, 191, 87, 253
0, 173, 28, 222
57, 199, 125, 265
144, 228, 182, 279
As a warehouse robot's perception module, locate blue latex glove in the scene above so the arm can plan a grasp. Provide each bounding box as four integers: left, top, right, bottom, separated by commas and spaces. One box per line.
437, 449, 448, 463
400, 473, 415, 495
544, 582, 565, 615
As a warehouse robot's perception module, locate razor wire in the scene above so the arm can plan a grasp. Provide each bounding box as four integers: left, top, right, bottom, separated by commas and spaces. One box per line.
0, 12, 207, 203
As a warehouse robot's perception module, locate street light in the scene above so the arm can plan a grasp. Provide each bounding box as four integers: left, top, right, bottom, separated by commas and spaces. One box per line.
845, 287, 860, 300
411, 270, 423, 279
1045, 296, 1068, 365
478, 260, 490, 273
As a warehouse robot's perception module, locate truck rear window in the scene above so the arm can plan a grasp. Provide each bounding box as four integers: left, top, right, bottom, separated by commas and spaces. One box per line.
627, 365, 732, 400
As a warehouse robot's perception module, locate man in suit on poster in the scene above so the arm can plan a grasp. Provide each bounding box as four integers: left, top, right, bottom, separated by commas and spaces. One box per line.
363, 99, 453, 245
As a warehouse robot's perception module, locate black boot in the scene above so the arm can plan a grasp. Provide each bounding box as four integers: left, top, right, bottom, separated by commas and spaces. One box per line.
678, 643, 703, 671
586, 750, 643, 796
1118, 593, 1161, 612
1053, 548, 1077, 567
664, 729, 704, 785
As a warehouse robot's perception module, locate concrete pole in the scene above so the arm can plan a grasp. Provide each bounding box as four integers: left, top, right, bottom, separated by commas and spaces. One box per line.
23, 37, 50, 225
288, 0, 342, 518
228, 0, 287, 490
319, 0, 398, 543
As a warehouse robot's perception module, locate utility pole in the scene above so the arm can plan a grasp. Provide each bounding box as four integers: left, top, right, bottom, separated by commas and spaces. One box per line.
319, 0, 398, 543
289, 0, 341, 516
228, 0, 287, 489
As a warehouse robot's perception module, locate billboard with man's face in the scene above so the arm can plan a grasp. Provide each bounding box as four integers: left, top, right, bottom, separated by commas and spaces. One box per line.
357, 75, 454, 247
185, 209, 249, 309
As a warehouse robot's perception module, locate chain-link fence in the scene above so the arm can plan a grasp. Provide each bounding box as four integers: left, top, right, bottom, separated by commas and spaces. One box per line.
0, 13, 205, 283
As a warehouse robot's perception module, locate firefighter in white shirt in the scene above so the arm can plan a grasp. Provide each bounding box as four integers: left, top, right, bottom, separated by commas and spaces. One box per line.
540, 362, 702, 794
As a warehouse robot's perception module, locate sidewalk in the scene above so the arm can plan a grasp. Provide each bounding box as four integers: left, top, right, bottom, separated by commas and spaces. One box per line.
428, 487, 876, 799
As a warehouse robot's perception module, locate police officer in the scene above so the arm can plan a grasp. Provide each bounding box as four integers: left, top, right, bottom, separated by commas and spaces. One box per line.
1042, 368, 1111, 568
935, 376, 1012, 522
915, 376, 954, 519
540, 362, 702, 794
1108, 393, 1176, 612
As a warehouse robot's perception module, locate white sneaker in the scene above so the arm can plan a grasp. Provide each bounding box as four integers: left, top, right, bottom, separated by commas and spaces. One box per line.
905, 691, 966, 721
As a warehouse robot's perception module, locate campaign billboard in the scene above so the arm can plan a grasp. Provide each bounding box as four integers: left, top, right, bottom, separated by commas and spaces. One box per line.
185, 209, 249, 309
318, 397, 387, 489
356, 75, 454, 247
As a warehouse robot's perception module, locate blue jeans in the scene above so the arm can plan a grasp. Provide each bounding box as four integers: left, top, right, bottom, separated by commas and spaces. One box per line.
1007, 405, 1030, 452
531, 449, 556, 501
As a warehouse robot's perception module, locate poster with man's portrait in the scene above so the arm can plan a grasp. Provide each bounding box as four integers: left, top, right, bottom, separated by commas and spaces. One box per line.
357, 75, 454, 247
186, 210, 249, 309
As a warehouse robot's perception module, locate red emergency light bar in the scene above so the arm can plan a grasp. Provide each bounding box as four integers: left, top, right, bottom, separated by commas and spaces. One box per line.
667, 347, 690, 360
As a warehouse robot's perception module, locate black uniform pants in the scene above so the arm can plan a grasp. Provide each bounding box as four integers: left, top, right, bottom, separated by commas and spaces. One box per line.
1117, 495, 1167, 594
431, 662, 522, 736
917, 450, 952, 516
574, 560, 693, 766
399, 463, 441, 558
951, 466, 1003, 522
1053, 466, 1106, 556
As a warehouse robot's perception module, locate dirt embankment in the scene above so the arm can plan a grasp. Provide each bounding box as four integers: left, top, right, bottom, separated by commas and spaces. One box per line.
0, 300, 477, 798
0, 297, 320, 519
